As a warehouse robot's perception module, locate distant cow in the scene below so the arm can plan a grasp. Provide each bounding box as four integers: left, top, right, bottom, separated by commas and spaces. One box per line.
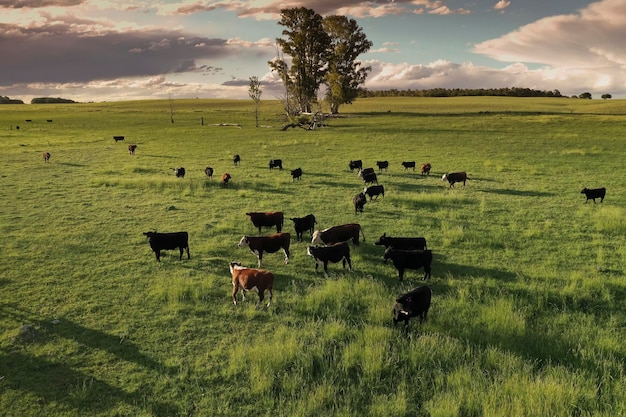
353, 192, 367, 213
307, 242, 352, 276
361, 172, 378, 185
221, 172, 232, 186
393, 286, 432, 328
349, 160, 363, 172
401, 161, 416, 171
364, 185, 384, 201
42, 152, 51, 163
238, 233, 291, 267
113, 136, 125, 142
173, 167, 186, 178
233, 154, 241, 166
383, 247, 432, 281
291, 167, 302, 181
358, 167, 375, 178
442, 172, 468, 188
376, 161, 389, 172
229, 262, 274, 307
205, 166, 214, 179
128, 144, 137, 155
374, 233, 427, 250
269, 159, 283, 170
246, 211, 284, 234
581, 187, 606, 203
143, 231, 190, 262
420, 163, 431, 176
312, 223, 364, 247
290, 214, 316, 242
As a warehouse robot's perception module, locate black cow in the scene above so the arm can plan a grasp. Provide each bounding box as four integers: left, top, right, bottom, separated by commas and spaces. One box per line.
238, 233, 291, 267
269, 159, 283, 170
374, 233, 427, 250
383, 247, 432, 281
307, 242, 352, 276
361, 172, 378, 185
393, 286, 432, 328
113, 136, 125, 142
143, 231, 190, 262
358, 167, 375, 178
290, 214, 316, 242
581, 187, 605, 203
364, 185, 384, 201
401, 161, 416, 171
205, 166, 214, 179
291, 167, 302, 181
442, 172, 468, 188
376, 161, 389, 172
349, 160, 363, 172
353, 192, 367, 213
233, 154, 241, 166
173, 167, 186, 178
246, 212, 284, 233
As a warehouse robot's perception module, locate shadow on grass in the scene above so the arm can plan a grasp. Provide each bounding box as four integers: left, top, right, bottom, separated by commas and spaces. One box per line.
481, 188, 555, 197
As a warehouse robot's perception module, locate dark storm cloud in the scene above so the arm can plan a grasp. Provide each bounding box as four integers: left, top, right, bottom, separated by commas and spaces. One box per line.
0, 22, 234, 84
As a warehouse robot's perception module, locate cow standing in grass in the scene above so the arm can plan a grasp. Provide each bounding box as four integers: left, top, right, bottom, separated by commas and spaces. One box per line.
581, 187, 605, 203
393, 286, 431, 329
143, 231, 190, 262
42, 152, 51, 163
229, 262, 274, 307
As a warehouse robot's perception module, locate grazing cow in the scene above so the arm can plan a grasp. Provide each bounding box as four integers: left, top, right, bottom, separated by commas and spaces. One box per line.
307, 242, 352, 276
364, 185, 384, 201
401, 161, 416, 171
128, 144, 137, 155
229, 262, 274, 307
581, 187, 606, 203
291, 167, 302, 181
233, 154, 241, 166
172, 167, 186, 178
353, 192, 367, 213
221, 172, 232, 186
383, 247, 432, 281
205, 166, 214, 179
376, 161, 389, 172
358, 167, 375, 178
238, 233, 291, 267
269, 159, 283, 170
442, 172, 468, 188
290, 214, 316, 242
349, 160, 363, 172
374, 233, 427, 250
42, 152, 51, 163
312, 223, 365, 247
420, 163, 431, 176
143, 231, 190, 262
392, 286, 432, 328
361, 172, 378, 185
246, 211, 284, 233
113, 136, 125, 142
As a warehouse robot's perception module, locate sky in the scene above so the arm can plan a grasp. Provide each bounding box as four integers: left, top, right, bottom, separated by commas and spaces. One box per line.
1, 0, 625, 103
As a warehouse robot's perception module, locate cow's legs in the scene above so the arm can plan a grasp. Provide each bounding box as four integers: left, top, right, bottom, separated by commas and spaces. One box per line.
283, 248, 290, 264
232, 286, 239, 305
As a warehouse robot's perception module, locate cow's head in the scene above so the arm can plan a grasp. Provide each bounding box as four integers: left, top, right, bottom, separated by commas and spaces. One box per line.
441, 173, 448, 181
237, 236, 249, 248
374, 233, 386, 246
143, 231, 157, 239
311, 231, 323, 245
229, 261, 243, 274
392, 302, 410, 324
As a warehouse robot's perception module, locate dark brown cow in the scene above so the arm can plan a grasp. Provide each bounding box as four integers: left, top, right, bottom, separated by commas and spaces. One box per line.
291, 167, 302, 181
442, 172, 468, 188
312, 223, 365, 247
42, 152, 51, 163
221, 172, 231, 186
402, 161, 416, 171
353, 192, 367, 213
229, 262, 274, 307
581, 187, 605, 203
205, 166, 214, 179
233, 154, 241, 166
238, 233, 291, 267
290, 214, 316, 242
358, 167, 375, 178
128, 144, 137, 155
246, 211, 283, 233
420, 163, 431, 176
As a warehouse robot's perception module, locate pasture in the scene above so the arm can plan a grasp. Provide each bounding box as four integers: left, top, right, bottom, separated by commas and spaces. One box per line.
1, 96, 626, 416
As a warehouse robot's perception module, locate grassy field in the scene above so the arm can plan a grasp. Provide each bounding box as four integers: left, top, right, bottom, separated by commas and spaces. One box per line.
1, 96, 626, 417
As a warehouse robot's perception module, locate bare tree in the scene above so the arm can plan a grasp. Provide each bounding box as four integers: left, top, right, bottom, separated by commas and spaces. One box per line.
248, 76, 263, 127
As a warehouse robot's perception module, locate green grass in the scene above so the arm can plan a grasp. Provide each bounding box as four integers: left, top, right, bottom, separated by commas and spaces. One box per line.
1, 96, 626, 416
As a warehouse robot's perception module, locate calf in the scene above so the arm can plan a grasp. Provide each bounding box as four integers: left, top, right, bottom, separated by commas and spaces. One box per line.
238, 233, 291, 267
353, 192, 367, 213
205, 166, 214, 179
383, 247, 432, 281
128, 144, 137, 155
581, 187, 605, 203
376, 160, 389, 172
349, 160, 363, 172
42, 152, 51, 163
442, 172, 467, 188
172, 167, 186, 178
229, 262, 274, 307
401, 161, 416, 171
246, 211, 284, 233
374, 233, 427, 250
312, 223, 364, 247
393, 286, 431, 328
113, 136, 125, 142
269, 159, 283, 170
420, 163, 431, 176
221, 172, 232, 186
364, 185, 384, 201
291, 167, 302, 181
307, 242, 352, 276
233, 154, 241, 166
290, 214, 316, 242
143, 231, 190, 262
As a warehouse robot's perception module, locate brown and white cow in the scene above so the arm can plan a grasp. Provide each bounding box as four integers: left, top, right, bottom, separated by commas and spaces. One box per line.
42, 152, 51, 163
312, 223, 365, 247
128, 144, 137, 155
442, 172, 468, 188
246, 211, 283, 234
221, 172, 232, 186
420, 163, 431, 176
238, 233, 291, 267
229, 262, 274, 307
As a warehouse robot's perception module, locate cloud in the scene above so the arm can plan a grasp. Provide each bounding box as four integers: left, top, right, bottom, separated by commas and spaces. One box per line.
0, 0, 84, 8
493, 0, 510, 11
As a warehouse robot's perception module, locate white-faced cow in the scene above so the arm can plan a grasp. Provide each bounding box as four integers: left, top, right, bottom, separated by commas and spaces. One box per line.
364, 185, 384, 201
312, 223, 365, 247
233, 154, 241, 166
229, 262, 274, 307
221, 172, 231, 186
401, 161, 416, 171
246, 211, 283, 234
42, 152, 51, 163
291, 167, 302, 181
172, 167, 185, 178
205, 166, 214, 179
238, 233, 291, 267
581, 187, 605, 203
374, 233, 427, 250
128, 144, 137, 155
420, 163, 431, 176
442, 172, 467, 188
393, 286, 431, 329
358, 167, 375, 178
383, 247, 432, 281
349, 160, 363, 172
143, 231, 190, 262
290, 214, 316, 242
376, 161, 389, 172
269, 159, 283, 170
307, 242, 352, 276
353, 192, 367, 213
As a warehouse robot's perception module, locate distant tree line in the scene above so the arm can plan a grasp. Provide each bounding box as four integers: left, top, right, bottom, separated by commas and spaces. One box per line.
0, 96, 24, 104
358, 87, 567, 98
31, 97, 77, 104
